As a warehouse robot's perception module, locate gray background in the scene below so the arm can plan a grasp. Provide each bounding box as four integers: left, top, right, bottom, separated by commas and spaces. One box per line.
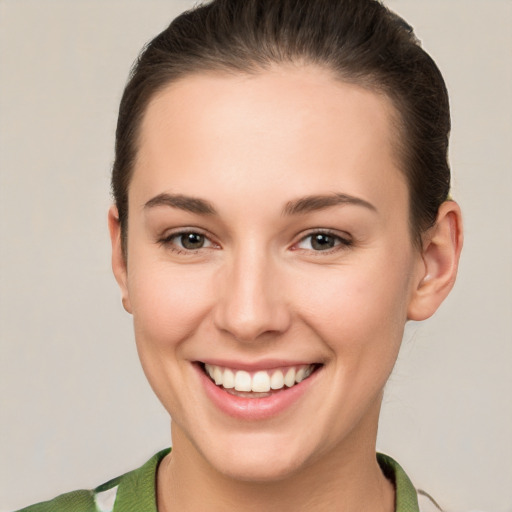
0, 1, 511, 510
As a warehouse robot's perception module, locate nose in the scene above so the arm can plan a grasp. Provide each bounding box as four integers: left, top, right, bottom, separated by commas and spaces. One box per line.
213, 246, 291, 343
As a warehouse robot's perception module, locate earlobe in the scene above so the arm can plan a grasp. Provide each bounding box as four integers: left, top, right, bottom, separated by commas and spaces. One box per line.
108, 205, 132, 314
407, 201, 463, 321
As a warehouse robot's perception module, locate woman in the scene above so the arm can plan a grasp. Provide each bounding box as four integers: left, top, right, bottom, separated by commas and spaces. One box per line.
17, 0, 462, 510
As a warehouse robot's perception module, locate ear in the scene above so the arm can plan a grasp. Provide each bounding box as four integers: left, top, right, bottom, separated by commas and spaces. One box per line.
108, 205, 132, 314
407, 201, 463, 321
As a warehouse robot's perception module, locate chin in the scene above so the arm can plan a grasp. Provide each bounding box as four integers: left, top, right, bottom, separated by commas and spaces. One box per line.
215, 452, 308, 483
196, 429, 317, 483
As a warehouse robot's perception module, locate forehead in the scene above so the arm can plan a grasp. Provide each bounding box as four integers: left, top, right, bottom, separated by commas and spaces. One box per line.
132, 65, 407, 213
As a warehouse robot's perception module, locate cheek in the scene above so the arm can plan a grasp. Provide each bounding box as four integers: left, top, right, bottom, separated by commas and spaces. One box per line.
293, 257, 413, 356
127, 260, 215, 350
126, 260, 217, 416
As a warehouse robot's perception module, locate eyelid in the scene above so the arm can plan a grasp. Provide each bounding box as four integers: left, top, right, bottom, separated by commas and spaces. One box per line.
292, 228, 353, 252
158, 227, 220, 252
156, 227, 352, 254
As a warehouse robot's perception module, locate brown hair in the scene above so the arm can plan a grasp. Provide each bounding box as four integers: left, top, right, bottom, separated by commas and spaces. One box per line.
112, 0, 451, 251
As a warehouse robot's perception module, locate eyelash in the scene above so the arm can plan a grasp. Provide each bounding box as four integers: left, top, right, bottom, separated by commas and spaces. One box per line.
158, 229, 218, 255
158, 228, 352, 255
293, 229, 353, 253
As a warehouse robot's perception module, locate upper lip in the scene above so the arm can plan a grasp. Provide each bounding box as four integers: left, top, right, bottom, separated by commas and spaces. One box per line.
197, 359, 321, 372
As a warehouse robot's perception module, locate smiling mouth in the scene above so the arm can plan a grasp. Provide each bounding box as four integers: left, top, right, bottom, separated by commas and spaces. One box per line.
200, 363, 321, 398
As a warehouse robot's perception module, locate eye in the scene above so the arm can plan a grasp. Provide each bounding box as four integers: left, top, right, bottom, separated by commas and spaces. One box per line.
159, 230, 217, 253
177, 232, 207, 250
296, 231, 352, 252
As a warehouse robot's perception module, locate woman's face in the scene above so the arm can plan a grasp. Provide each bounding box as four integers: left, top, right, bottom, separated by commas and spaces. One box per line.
115, 66, 425, 480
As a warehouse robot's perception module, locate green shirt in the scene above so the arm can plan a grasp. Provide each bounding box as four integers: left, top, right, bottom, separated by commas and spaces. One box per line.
16, 451, 420, 512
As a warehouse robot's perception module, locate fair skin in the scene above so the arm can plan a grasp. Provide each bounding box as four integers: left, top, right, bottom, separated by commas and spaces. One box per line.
109, 65, 462, 511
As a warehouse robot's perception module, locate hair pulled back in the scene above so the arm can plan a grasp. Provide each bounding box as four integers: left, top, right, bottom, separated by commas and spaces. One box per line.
112, 0, 451, 250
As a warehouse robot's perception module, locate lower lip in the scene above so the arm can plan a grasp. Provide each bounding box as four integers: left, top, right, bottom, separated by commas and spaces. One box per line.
195, 364, 320, 421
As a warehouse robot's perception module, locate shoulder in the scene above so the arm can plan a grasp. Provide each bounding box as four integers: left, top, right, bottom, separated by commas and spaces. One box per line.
14, 449, 170, 512
377, 453, 448, 512
15, 489, 96, 512
378, 453, 421, 512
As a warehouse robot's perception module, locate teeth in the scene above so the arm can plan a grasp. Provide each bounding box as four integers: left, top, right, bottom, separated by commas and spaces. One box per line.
284, 368, 296, 387
203, 363, 316, 393
295, 367, 306, 383
234, 371, 252, 392
270, 370, 284, 390
252, 371, 271, 392
213, 366, 223, 385
223, 369, 235, 389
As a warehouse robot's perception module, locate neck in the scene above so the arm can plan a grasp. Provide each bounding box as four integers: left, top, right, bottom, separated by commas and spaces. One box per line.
157, 418, 395, 512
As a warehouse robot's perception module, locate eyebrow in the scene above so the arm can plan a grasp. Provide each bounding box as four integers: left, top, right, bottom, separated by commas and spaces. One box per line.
282, 193, 377, 216
143, 192, 376, 217
144, 193, 217, 215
